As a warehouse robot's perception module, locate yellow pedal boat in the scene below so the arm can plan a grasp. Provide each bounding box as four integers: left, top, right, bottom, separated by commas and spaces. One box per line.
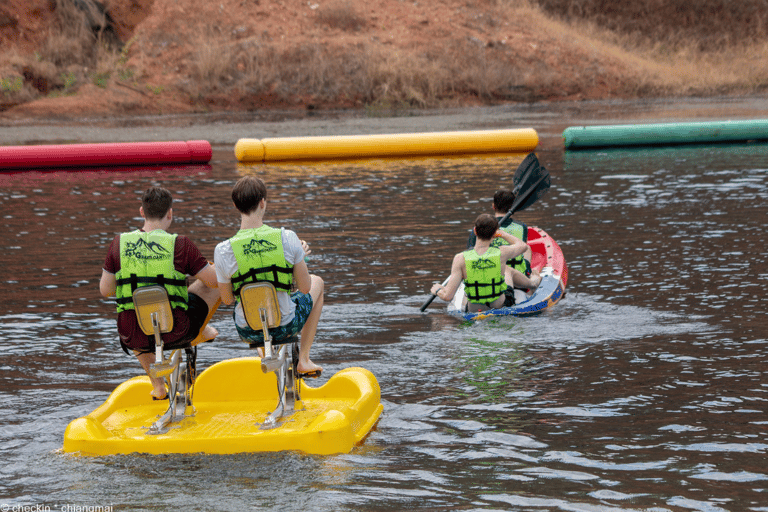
63, 357, 383, 456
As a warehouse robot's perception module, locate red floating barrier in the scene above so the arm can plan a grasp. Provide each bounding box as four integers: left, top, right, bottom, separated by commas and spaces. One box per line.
0, 140, 212, 170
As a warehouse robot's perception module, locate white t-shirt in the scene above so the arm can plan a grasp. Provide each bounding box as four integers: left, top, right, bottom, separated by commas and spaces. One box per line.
214, 227, 305, 327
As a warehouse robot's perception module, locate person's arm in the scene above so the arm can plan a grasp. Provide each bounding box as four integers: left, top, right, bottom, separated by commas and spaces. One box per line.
496, 230, 528, 261
293, 259, 311, 294
193, 262, 218, 288
179, 236, 217, 288
218, 281, 235, 305
100, 235, 119, 298
430, 253, 465, 301
287, 231, 311, 294
99, 269, 116, 298
213, 241, 235, 305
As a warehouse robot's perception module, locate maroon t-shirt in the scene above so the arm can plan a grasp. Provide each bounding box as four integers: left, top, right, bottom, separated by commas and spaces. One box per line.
103, 231, 209, 351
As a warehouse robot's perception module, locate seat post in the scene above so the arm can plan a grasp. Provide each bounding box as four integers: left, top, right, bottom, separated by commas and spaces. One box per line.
259, 307, 273, 359
151, 311, 164, 363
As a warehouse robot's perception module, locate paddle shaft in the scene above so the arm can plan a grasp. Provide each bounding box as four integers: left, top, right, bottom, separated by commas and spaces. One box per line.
498, 171, 550, 225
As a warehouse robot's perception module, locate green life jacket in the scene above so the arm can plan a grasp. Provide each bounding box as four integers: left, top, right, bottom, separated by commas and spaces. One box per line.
115, 230, 188, 313
463, 246, 507, 304
491, 220, 528, 274
230, 225, 293, 300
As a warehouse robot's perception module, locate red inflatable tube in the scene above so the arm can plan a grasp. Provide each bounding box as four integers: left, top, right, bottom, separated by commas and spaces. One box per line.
0, 140, 212, 170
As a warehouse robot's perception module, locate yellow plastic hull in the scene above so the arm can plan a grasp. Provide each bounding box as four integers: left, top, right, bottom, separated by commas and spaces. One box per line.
62, 358, 383, 456
235, 128, 539, 162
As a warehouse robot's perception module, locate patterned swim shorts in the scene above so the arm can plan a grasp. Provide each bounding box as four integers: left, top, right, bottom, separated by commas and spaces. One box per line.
235, 291, 313, 345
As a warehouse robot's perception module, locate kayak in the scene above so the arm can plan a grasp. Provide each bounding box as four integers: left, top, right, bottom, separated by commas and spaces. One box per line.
62, 358, 383, 456
447, 226, 567, 321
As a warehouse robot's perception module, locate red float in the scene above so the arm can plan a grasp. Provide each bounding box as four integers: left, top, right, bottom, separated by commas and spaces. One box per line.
0, 140, 212, 170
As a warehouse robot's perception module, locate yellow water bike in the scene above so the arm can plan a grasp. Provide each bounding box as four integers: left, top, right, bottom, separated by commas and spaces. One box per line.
63, 283, 383, 456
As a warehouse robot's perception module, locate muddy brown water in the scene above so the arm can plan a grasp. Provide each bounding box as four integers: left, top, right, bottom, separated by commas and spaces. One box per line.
1, 97, 767, 511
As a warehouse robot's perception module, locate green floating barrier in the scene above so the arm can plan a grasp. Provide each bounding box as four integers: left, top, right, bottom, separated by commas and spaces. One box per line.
563, 119, 768, 150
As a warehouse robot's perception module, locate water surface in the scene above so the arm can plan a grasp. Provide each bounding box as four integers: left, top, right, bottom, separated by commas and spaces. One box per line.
1, 102, 767, 511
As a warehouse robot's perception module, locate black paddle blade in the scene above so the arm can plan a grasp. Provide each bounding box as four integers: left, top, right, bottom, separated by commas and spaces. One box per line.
514, 167, 550, 212
511, 153, 550, 213
512, 152, 541, 194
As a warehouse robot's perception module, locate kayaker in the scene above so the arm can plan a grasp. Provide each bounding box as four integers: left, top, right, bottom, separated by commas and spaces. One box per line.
466, 188, 541, 290
99, 186, 220, 401
214, 176, 324, 377
431, 214, 529, 312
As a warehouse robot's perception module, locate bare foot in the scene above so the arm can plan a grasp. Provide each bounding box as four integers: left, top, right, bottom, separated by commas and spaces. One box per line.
151, 386, 168, 400
201, 325, 218, 342
529, 271, 542, 289
297, 359, 322, 374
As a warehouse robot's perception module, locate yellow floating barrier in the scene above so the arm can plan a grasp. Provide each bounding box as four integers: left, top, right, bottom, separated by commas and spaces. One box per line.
235, 128, 539, 162
62, 358, 383, 456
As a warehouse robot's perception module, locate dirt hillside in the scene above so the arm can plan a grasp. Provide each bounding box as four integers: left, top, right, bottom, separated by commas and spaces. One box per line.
0, 0, 756, 121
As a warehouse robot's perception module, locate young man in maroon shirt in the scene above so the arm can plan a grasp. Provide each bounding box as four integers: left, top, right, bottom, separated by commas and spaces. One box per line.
99, 187, 219, 400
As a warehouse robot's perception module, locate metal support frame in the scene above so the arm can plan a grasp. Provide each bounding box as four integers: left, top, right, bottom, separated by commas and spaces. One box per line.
239, 282, 304, 429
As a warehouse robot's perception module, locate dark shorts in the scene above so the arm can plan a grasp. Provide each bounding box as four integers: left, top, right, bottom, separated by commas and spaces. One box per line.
466, 289, 515, 313
175, 292, 210, 345
236, 291, 313, 346
126, 292, 210, 355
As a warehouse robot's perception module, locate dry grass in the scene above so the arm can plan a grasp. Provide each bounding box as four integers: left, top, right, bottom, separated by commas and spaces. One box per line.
646, 42, 768, 95
188, 35, 533, 108
3, 0, 768, 113
518, 1, 768, 97
536, 0, 768, 51
0, 49, 38, 105
190, 29, 236, 92
316, 0, 367, 32
186, 0, 768, 110
0, 0, 133, 106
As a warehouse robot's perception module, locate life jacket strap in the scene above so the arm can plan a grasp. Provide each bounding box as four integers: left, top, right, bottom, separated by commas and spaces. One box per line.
232, 265, 293, 294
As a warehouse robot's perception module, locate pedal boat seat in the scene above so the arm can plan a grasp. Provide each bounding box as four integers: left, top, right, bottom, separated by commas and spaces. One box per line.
133, 285, 174, 358
240, 282, 296, 341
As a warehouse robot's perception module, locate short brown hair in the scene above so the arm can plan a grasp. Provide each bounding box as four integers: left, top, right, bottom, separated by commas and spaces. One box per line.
493, 189, 515, 214
232, 176, 268, 214
474, 213, 499, 240
141, 187, 172, 220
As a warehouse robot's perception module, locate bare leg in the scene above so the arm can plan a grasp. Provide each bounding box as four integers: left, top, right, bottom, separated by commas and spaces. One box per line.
297, 274, 324, 374
506, 267, 541, 290
188, 279, 220, 341
136, 352, 167, 399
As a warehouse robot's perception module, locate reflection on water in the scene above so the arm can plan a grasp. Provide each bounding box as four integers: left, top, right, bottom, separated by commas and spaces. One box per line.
1, 129, 767, 510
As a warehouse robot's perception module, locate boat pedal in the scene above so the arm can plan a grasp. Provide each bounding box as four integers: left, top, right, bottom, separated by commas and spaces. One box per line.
150, 360, 176, 378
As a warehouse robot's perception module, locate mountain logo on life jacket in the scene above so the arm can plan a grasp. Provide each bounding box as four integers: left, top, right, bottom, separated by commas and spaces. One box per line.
125, 239, 169, 260
243, 238, 277, 256
471, 258, 496, 271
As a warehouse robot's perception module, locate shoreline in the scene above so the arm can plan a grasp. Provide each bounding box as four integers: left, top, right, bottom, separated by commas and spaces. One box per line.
2, 95, 768, 151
